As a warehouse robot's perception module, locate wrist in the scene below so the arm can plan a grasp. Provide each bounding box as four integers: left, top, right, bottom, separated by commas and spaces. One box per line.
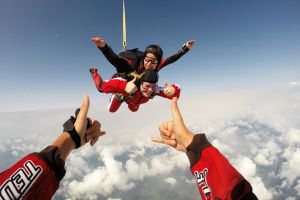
52, 132, 76, 160
183, 131, 194, 149
62, 132, 76, 149
67, 128, 82, 149
182, 44, 189, 52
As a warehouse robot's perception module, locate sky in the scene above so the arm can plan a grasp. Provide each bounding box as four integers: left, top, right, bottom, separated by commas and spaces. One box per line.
0, 0, 300, 199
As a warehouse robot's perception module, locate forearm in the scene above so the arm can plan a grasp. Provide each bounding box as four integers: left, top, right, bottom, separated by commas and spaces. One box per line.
52, 132, 75, 161
98, 44, 129, 70
186, 134, 211, 167
158, 45, 190, 70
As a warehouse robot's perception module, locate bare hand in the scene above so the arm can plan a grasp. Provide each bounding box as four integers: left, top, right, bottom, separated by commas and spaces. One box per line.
163, 82, 175, 96
125, 77, 138, 94
151, 98, 194, 152
185, 40, 196, 49
74, 95, 106, 146
91, 37, 106, 48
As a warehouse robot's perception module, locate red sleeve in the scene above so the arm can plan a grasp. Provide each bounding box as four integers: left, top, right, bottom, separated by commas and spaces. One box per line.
156, 84, 181, 100
0, 153, 60, 199
186, 134, 257, 200
101, 78, 129, 96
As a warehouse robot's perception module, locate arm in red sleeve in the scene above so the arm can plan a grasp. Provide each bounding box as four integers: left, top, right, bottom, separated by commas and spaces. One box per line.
156, 84, 181, 100
0, 146, 65, 199
186, 134, 257, 200
101, 78, 129, 96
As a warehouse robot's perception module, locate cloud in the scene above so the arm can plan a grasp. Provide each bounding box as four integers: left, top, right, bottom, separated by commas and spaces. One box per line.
1, 86, 300, 199
295, 179, 300, 196
59, 143, 190, 199
279, 147, 300, 185
289, 82, 300, 86
164, 177, 177, 186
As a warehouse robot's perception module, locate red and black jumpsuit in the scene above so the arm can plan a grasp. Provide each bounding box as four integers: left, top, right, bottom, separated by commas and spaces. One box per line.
186, 134, 258, 200
92, 72, 181, 112
0, 146, 65, 199
98, 43, 190, 74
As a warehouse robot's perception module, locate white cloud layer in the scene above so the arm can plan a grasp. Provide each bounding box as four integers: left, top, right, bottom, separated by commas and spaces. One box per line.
1, 86, 299, 199
164, 177, 177, 186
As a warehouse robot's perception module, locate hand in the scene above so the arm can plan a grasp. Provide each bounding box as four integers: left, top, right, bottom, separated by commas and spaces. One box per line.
91, 37, 106, 48
151, 97, 194, 152
125, 77, 138, 94
74, 95, 106, 147
163, 82, 175, 96
85, 119, 105, 146
185, 40, 196, 49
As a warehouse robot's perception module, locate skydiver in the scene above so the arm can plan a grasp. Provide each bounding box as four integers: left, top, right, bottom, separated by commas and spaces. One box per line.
89, 67, 180, 112
91, 37, 195, 79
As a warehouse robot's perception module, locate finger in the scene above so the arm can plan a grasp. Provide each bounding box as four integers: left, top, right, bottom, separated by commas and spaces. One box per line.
164, 81, 169, 88
131, 76, 137, 83
91, 131, 106, 145
77, 95, 90, 120
90, 136, 99, 146
86, 120, 101, 134
151, 137, 176, 147
159, 122, 172, 137
165, 89, 170, 94
87, 130, 105, 138
171, 97, 184, 122
151, 136, 164, 144
163, 139, 177, 147
74, 95, 90, 135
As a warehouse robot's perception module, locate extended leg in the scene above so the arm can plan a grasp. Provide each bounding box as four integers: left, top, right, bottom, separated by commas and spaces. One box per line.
108, 94, 123, 112
89, 67, 103, 92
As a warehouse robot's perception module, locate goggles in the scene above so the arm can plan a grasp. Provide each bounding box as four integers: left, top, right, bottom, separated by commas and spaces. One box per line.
144, 57, 158, 64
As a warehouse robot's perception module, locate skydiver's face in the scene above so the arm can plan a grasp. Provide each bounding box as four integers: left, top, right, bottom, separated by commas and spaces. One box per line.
140, 82, 156, 97
143, 53, 158, 70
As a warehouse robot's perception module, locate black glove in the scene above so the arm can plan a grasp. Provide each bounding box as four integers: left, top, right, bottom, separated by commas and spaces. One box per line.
63, 108, 91, 149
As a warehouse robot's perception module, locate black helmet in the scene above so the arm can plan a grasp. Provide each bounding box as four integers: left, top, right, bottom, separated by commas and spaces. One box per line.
144, 44, 163, 65
135, 69, 159, 88
140, 69, 159, 84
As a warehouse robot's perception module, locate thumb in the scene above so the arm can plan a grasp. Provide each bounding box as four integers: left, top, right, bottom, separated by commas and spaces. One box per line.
164, 81, 169, 88
171, 97, 184, 123
77, 95, 90, 119
130, 76, 137, 83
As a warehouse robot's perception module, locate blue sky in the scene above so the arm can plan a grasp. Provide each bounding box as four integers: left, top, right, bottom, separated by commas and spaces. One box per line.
1, 1, 300, 199
0, 0, 299, 111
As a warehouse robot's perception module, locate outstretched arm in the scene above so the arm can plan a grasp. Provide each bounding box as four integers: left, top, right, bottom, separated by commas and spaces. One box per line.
91, 37, 132, 73
157, 40, 196, 71
101, 78, 138, 96
151, 98, 258, 200
156, 83, 181, 99
0, 95, 105, 199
